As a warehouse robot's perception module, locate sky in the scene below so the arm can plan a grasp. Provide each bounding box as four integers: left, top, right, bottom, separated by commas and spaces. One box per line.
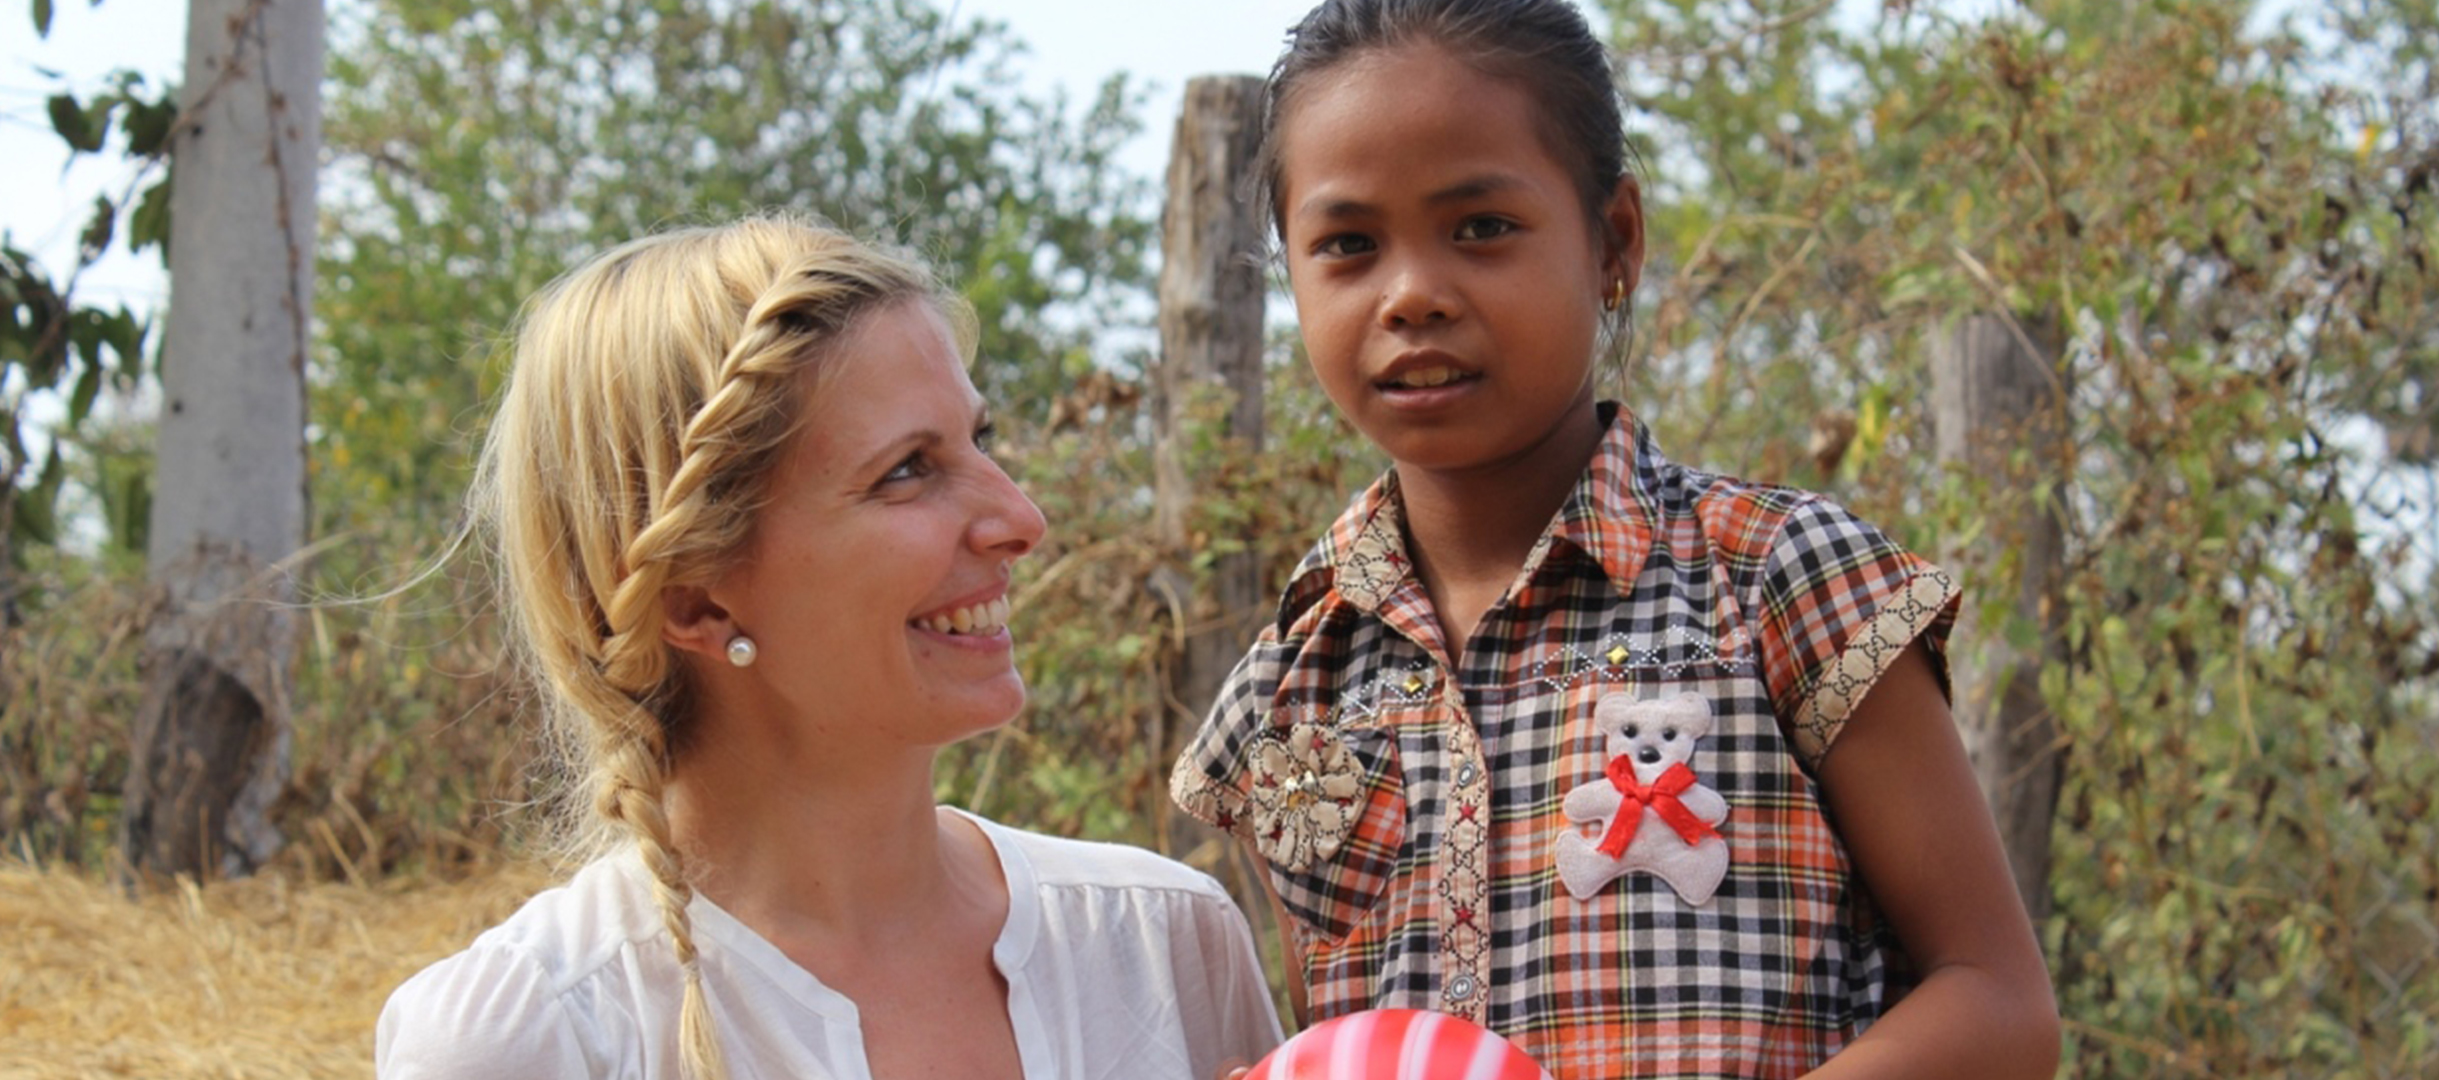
0, 0, 1322, 316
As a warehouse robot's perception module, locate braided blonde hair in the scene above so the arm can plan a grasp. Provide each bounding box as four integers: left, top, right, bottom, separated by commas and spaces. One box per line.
470, 215, 964, 1080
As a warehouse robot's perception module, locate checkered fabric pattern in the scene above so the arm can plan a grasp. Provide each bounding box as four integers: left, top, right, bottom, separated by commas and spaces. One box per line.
1171, 406, 1960, 1079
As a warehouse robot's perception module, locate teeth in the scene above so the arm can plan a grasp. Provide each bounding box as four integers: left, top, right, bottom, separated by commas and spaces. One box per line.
917, 595, 1012, 636
1390, 366, 1463, 388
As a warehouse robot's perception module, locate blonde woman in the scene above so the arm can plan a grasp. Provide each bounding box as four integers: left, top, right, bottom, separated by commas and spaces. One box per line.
375, 217, 1282, 1079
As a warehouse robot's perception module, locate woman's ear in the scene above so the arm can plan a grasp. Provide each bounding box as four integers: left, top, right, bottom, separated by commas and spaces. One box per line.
1605, 173, 1646, 300
660, 584, 737, 663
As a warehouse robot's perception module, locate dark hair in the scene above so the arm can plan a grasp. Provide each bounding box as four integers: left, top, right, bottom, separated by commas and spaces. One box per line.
1255, 0, 1631, 246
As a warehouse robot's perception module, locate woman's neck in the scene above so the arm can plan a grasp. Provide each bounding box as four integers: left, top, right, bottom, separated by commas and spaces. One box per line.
1395, 403, 1606, 654
666, 729, 979, 948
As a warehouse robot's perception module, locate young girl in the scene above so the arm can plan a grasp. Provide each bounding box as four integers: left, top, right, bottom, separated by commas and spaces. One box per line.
378, 217, 1280, 1079
1171, 2, 2060, 1077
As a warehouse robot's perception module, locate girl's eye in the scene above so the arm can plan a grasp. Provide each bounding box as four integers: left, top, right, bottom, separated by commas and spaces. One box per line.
1313, 233, 1376, 258
1455, 216, 1515, 242
973, 420, 998, 455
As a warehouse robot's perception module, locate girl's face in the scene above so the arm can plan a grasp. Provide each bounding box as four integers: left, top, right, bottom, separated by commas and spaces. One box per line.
703, 300, 1045, 757
1277, 43, 1639, 481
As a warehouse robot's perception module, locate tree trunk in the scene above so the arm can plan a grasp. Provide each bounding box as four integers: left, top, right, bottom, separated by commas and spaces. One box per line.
1152, 76, 1267, 858
121, 0, 322, 882
1930, 313, 2068, 925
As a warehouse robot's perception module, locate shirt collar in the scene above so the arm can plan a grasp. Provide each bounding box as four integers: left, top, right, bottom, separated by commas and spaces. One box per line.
1277, 404, 1656, 632
1549, 402, 1657, 599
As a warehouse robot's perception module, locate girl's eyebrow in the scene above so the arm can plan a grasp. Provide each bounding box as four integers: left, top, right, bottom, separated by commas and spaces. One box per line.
1423, 173, 1525, 205
1294, 172, 1527, 221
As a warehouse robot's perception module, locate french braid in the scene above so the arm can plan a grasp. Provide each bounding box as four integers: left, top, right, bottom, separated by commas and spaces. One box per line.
471, 216, 959, 1080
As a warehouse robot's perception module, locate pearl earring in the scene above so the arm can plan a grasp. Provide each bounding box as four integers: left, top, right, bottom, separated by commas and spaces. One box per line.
725, 635, 758, 668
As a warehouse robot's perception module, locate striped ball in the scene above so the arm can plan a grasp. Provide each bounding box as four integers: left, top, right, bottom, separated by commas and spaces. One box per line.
1246, 1009, 1553, 1080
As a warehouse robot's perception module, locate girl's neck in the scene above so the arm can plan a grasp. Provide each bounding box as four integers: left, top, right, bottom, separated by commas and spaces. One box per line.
1395, 402, 1607, 654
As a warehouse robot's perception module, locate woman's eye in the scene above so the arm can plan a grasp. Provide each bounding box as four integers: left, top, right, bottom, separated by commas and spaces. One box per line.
1313, 233, 1376, 258
1455, 216, 1515, 242
881, 453, 929, 485
973, 421, 998, 455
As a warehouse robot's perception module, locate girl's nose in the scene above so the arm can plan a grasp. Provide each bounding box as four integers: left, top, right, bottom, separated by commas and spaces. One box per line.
973, 459, 1047, 559
1379, 259, 1457, 328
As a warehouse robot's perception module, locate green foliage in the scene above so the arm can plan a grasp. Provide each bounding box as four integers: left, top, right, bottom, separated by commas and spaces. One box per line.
312, 0, 1154, 549
1, 60, 175, 578
1603, 0, 2437, 1072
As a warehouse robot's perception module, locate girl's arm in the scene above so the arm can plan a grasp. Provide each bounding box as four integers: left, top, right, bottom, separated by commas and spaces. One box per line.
1804, 642, 2061, 1080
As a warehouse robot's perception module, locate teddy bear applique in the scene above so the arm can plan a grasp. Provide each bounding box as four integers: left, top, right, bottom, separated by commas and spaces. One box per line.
1553, 692, 1731, 906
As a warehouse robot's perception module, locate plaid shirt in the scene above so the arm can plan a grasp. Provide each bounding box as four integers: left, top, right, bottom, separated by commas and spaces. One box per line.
1172, 406, 1960, 1079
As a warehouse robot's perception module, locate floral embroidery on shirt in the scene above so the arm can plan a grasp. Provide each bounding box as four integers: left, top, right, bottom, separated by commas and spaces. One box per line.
1248, 721, 1368, 872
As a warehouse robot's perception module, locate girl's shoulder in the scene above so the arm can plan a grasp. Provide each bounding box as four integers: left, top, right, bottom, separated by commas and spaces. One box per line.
1628, 445, 1829, 549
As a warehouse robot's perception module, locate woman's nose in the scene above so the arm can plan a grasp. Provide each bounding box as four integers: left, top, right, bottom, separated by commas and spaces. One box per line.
973, 459, 1047, 558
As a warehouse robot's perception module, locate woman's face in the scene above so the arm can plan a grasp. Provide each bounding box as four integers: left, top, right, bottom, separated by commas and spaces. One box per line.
705, 300, 1045, 755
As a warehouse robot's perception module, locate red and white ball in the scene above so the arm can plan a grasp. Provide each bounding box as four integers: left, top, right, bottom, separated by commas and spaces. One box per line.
1246, 1009, 1553, 1080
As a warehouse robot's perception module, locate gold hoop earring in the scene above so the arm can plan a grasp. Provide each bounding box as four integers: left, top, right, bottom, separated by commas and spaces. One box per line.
1603, 278, 1626, 312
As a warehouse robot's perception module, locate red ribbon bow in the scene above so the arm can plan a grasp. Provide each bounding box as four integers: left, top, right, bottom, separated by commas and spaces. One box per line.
1596, 759, 1719, 856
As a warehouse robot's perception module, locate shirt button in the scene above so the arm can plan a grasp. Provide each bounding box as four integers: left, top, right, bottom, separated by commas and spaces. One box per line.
1455, 761, 1479, 787
1448, 974, 1478, 1002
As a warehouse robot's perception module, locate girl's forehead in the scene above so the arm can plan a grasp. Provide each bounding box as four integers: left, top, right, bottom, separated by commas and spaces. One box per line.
1278, 46, 1558, 181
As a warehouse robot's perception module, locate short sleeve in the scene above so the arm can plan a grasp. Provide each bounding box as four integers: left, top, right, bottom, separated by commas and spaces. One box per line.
376, 944, 593, 1080
1752, 497, 1961, 769
1167, 635, 1284, 840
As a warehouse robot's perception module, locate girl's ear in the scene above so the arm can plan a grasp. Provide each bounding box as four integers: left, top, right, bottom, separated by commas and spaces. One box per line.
1604, 173, 1647, 299
660, 584, 737, 663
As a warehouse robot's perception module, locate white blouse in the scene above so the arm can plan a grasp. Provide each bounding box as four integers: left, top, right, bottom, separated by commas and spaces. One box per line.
376, 811, 1283, 1079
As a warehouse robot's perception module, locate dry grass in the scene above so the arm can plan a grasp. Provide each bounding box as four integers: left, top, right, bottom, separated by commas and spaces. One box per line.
0, 860, 550, 1079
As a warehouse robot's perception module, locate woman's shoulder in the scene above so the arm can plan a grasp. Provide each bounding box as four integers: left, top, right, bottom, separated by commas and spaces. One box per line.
971, 813, 1230, 901
375, 858, 659, 1077
442, 857, 665, 976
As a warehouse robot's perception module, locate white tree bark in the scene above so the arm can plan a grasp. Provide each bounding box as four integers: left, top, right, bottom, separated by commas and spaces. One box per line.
122, 0, 322, 880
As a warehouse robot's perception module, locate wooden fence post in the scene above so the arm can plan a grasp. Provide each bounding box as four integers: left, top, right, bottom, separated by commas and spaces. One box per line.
1931, 313, 2069, 925
1152, 76, 1267, 857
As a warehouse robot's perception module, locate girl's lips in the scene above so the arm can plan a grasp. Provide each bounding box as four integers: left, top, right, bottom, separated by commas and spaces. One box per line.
1374, 351, 1481, 407
1375, 369, 1482, 410
1378, 363, 1471, 389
